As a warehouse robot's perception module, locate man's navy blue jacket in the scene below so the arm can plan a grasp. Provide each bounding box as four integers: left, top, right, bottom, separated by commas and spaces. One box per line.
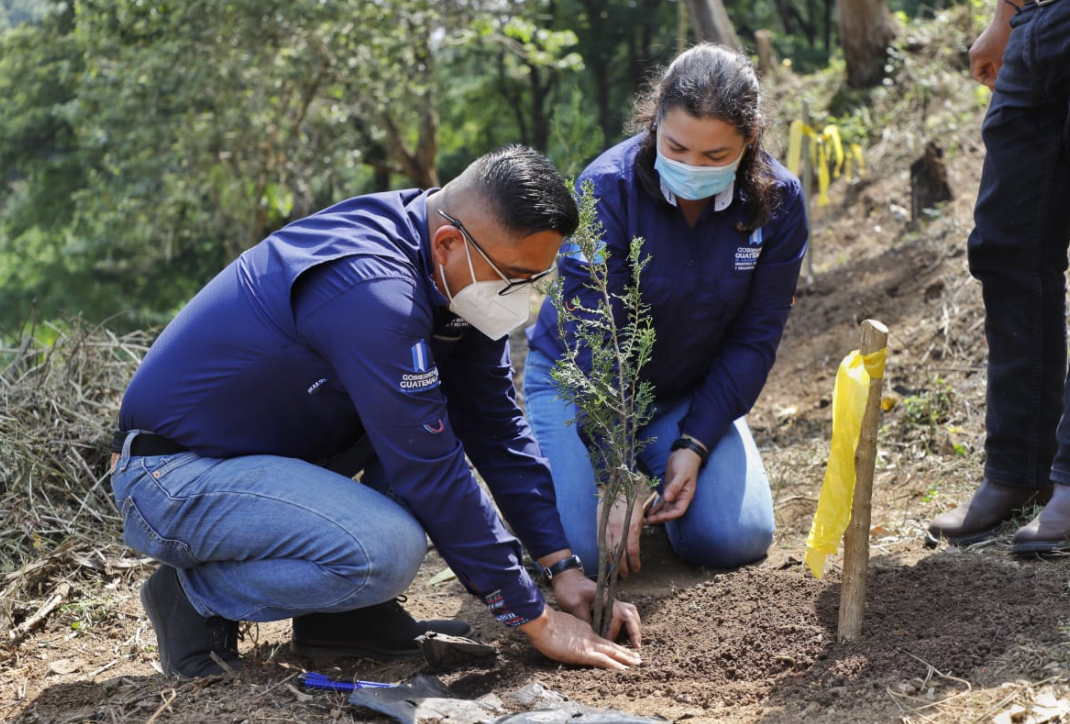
528, 134, 809, 452
120, 189, 567, 626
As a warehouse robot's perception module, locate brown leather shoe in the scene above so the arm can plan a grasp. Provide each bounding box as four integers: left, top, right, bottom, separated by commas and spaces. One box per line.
927, 480, 1052, 546
1012, 484, 1070, 554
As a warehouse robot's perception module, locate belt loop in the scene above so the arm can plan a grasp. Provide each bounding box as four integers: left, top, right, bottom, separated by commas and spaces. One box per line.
118, 430, 142, 473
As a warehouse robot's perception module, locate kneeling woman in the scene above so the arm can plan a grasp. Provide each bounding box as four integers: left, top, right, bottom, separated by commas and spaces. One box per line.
524, 43, 808, 577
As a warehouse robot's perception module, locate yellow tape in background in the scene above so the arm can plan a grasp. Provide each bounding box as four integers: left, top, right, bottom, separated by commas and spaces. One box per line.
804, 347, 887, 579
823, 125, 844, 178
816, 143, 830, 207
785, 121, 862, 206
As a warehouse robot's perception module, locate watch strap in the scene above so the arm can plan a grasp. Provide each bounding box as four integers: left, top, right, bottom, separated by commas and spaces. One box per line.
671, 437, 709, 466
542, 554, 583, 583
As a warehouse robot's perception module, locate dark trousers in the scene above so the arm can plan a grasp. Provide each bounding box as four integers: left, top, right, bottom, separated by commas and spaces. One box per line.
967, 0, 1070, 488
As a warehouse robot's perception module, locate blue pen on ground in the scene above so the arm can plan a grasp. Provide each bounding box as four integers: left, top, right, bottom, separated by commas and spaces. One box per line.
300, 672, 397, 692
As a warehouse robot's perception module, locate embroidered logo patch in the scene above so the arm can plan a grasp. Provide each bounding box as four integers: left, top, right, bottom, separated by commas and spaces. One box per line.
735, 228, 764, 271
433, 314, 469, 341
400, 341, 440, 393
423, 419, 445, 434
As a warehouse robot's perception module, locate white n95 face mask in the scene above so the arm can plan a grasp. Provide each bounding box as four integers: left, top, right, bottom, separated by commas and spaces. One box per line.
439, 243, 529, 340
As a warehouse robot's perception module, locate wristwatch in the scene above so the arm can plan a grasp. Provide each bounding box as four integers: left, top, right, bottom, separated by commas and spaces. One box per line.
542, 554, 584, 584
671, 437, 709, 466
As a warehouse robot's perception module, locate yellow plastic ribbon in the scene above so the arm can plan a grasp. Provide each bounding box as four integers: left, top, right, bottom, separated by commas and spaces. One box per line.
822, 125, 844, 178
816, 142, 830, 207
786, 119, 864, 199
805, 347, 887, 579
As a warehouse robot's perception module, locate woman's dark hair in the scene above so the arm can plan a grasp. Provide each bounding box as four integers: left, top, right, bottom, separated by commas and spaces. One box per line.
462, 144, 579, 239
627, 43, 777, 234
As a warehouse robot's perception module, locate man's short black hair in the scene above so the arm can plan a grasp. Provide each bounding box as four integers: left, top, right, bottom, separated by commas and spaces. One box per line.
461, 145, 579, 239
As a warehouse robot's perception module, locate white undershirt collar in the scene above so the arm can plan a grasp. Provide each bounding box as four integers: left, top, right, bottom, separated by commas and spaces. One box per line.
659, 177, 736, 212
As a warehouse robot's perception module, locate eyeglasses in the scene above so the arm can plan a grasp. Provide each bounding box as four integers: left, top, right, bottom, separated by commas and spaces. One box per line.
437, 209, 556, 296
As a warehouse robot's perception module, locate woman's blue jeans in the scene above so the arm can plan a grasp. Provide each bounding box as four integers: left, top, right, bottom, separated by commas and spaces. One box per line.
968, 0, 1070, 489
110, 431, 427, 622
522, 348, 775, 571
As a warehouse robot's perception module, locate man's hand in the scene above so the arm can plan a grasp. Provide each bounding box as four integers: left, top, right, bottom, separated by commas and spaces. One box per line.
519, 606, 642, 670
597, 494, 647, 577
550, 569, 642, 648
970, 1, 1018, 89
646, 448, 701, 524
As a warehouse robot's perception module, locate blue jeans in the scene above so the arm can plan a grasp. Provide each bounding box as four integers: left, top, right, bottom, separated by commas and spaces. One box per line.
522, 348, 774, 570
110, 431, 427, 622
968, 0, 1070, 489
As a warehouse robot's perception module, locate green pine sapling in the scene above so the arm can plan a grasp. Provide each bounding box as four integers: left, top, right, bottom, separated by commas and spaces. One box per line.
546, 181, 657, 638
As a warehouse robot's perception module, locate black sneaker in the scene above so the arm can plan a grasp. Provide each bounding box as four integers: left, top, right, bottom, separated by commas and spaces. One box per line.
140, 566, 244, 678
290, 596, 473, 660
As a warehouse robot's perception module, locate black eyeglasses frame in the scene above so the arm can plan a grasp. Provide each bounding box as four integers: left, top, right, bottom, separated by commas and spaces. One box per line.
437, 209, 556, 297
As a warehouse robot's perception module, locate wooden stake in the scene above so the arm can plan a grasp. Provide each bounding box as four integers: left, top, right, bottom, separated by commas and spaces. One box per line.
801, 101, 815, 285
838, 319, 889, 643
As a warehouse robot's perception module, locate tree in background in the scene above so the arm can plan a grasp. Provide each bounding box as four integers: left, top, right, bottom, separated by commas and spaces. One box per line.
470, 7, 583, 153
0, 2, 95, 327
562, 0, 675, 149
0, 0, 940, 335
838, 0, 898, 87
0, 0, 467, 330
683, 0, 741, 50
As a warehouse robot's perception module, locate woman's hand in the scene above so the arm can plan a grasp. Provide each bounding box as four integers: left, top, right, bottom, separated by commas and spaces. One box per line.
646, 446, 702, 524
598, 493, 647, 577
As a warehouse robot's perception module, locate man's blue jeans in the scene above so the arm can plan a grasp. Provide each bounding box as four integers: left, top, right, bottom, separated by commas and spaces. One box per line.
110, 431, 427, 622
968, 0, 1070, 489
522, 348, 775, 570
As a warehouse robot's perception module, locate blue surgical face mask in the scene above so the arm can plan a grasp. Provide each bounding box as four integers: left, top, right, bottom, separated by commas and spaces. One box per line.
654, 145, 745, 201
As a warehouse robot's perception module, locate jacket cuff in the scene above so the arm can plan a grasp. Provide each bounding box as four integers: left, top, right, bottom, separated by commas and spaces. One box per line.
483, 570, 545, 627
679, 411, 729, 456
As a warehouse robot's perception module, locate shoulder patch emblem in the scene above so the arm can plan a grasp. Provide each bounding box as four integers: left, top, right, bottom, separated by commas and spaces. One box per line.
400, 341, 440, 393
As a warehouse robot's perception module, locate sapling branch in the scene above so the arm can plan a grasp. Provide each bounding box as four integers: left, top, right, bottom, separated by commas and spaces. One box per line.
547, 181, 657, 639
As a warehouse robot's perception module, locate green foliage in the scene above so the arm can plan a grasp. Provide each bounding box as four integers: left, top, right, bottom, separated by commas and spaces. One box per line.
548, 181, 656, 636
0, 0, 453, 331
902, 378, 956, 430
546, 87, 606, 180
0, 0, 986, 332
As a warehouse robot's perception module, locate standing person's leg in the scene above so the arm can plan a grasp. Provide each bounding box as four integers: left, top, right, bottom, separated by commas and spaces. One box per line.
638, 399, 775, 568
521, 348, 602, 569
930, 2, 1070, 545
111, 432, 431, 676
1009, 1, 1070, 552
